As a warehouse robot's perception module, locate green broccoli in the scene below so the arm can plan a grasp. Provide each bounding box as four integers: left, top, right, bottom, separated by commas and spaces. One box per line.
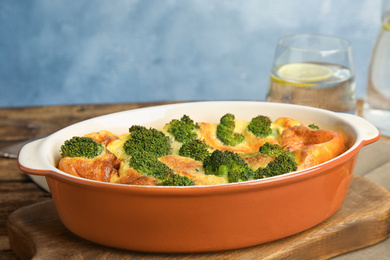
129, 151, 194, 186
259, 142, 285, 157
60, 136, 104, 159
158, 172, 195, 186
255, 153, 297, 178
178, 139, 211, 162
259, 142, 296, 161
165, 115, 199, 143
216, 113, 244, 146
255, 142, 297, 178
308, 124, 319, 130
247, 115, 273, 138
129, 151, 172, 178
203, 150, 254, 183
124, 125, 171, 157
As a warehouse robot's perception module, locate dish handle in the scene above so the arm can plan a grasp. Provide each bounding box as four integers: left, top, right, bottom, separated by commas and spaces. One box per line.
17, 138, 52, 192
339, 113, 381, 146
17, 138, 52, 176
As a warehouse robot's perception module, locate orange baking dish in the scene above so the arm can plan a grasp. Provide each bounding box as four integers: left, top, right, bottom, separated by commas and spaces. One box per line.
18, 101, 380, 253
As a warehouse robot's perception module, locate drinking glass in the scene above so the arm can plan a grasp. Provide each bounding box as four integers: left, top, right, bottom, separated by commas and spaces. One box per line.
266, 34, 356, 113
363, 0, 390, 136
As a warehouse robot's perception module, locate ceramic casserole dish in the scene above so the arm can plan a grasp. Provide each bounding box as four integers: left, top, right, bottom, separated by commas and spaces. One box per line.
18, 101, 380, 253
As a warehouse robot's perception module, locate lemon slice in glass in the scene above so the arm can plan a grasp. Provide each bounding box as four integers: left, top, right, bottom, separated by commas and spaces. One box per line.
383, 17, 390, 31
277, 63, 333, 84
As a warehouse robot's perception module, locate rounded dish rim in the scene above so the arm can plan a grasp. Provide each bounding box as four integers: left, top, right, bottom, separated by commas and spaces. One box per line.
18, 101, 380, 193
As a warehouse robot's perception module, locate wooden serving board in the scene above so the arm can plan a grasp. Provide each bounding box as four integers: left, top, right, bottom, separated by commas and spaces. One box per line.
7, 174, 390, 260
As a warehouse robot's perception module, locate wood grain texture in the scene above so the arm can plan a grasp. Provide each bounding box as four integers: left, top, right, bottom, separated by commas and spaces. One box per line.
0, 102, 179, 257
7, 174, 390, 260
0, 102, 180, 145
2, 101, 390, 259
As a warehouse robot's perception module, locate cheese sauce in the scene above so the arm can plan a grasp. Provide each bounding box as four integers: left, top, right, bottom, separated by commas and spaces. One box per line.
58, 116, 346, 186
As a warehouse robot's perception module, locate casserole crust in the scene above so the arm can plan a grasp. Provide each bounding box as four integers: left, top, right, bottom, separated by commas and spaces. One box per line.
58, 116, 346, 186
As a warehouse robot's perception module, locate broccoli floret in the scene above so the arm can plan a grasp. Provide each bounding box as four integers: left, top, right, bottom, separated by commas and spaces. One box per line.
216, 113, 244, 146
158, 173, 195, 186
255, 142, 297, 178
130, 151, 194, 186
227, 166, 256, 183
203, 150, 254, 183
255, 153, 297, 178
247, 115, 272, 138
60, 136, 104, 159
308, 124, 319, 130
165, 115, 199, 143
130, 151, 172, 178
124, 125, 171, 157
259, 142, 296, 162
259, 142, 285, 157
178, 139, 211, 162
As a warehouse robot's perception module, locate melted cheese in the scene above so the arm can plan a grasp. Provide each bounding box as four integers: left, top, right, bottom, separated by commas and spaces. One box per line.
198, 120, 280, 154
58, 116, 347, 186
106, 133, 130, 160
159, 155, 228, 185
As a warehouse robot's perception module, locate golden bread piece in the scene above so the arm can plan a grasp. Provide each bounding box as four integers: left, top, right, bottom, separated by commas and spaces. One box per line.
58, 150, 118, 182
111, 167, 156, 185
198, 122, 279, 154
159, 155, 228, 185
84, 130, 119, 146
242, 153, 274, 171
281, 125, 346, 170
57, 116, 347, 186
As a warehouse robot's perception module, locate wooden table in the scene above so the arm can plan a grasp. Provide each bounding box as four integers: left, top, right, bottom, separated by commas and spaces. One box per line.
1, 101, 390, 259
0, 102, 180, 259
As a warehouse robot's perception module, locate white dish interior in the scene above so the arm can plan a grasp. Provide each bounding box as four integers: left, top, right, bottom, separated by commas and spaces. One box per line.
21, 101, 379, 192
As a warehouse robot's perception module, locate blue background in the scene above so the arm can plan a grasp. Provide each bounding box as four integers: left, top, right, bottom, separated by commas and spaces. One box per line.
0, 0, 382, 107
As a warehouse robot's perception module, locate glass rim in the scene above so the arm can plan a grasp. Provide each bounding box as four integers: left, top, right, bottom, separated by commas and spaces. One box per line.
277, 33, 352, 53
